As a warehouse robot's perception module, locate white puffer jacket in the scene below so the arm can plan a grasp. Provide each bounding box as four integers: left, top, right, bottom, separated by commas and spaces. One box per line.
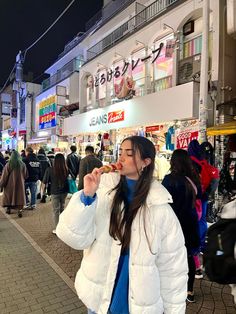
56, 173, 188, 314
221, 198, 236, 304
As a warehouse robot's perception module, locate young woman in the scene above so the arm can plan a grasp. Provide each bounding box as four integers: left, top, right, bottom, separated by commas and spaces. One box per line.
162, 149, 201, 303
56, 136, 188, 314
42, 153, 68, 234
0, 150, 28, 217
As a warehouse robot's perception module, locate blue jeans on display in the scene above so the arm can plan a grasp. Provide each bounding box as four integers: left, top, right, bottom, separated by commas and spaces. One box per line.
25, 181, 37, 207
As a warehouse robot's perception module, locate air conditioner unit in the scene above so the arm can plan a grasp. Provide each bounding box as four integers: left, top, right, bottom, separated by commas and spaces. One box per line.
178, 54, 201, 85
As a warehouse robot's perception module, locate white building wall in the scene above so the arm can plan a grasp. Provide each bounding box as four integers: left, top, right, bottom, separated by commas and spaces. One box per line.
40, 0, 223, 138
69, 72, 80, 104
64, 82, 198, 135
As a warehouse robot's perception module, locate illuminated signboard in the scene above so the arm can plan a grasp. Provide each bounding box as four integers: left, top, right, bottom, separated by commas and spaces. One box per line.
39, 96, 57, 130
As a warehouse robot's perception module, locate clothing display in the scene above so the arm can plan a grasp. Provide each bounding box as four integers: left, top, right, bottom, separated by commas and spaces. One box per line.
154, 155, 170, 180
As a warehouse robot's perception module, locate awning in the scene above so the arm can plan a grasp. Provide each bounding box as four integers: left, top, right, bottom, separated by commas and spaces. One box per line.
207, 121, 236, 136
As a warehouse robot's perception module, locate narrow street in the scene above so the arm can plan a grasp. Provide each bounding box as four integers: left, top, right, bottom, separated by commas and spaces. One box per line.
0, 197, 235, 313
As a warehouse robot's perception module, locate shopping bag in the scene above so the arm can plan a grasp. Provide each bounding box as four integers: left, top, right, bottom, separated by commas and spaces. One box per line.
67, 176, 78, 194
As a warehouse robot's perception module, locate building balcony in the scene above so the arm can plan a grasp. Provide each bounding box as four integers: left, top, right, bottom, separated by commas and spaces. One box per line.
87, 0, 180, 61
41, 57, 84, 92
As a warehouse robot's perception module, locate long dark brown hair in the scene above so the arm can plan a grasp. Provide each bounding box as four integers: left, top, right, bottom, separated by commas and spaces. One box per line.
53, 153, 68, 187
170, 149, 201, 207
109, 136, 156, 252
170, 149, 200, 186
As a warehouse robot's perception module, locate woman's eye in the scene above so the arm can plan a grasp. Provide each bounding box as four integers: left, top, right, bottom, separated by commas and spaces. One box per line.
127, 153, 133, 157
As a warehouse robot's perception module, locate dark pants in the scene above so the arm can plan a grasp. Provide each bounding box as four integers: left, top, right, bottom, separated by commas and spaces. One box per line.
51, 193, 67, 228
187, 255, 196, 292
25, 181, 37, 207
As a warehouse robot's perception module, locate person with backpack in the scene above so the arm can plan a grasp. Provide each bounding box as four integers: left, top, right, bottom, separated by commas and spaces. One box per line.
162, 149, 201, 303
188, 139, 220, 277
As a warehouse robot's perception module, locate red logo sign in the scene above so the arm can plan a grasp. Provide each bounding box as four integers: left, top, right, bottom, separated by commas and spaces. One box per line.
145, 125, 164, 132
108, 110, 125, 123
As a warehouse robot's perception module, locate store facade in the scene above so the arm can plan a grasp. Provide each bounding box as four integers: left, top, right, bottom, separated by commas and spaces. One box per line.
64, 81, 199, 173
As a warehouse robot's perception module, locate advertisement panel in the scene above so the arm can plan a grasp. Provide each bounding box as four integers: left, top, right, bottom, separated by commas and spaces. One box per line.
176, 127, 199, 149
39, 96, 57, 130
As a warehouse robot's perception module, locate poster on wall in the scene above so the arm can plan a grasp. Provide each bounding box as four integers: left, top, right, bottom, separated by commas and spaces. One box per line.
176, 126, 199, 149
113, 60, 135, 99
99, 69, 107, 100
154, 34, 174, 80
86, 75, 93, 105
39, 96, 57, 130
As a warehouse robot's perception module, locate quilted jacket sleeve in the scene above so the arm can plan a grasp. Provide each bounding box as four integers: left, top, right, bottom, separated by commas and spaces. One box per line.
155, 204, 188, 314
56, 190, 97, 250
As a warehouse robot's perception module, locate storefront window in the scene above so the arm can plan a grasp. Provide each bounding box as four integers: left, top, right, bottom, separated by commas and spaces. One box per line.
153, 34, 174, 92
86, 75, 93, 106
183, 35, 202, 59
111, 59, 129, 103
95, 69, 107, 108
131, 48, 146, 97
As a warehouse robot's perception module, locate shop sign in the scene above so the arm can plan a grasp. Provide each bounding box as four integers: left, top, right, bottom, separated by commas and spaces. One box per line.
145, 125, 164, 132
176, 130, 199, 149
94, 42, 164, 87
38, 95, 57, 130
89, 110, 125, 127
39, 112, 56, 130
108, 110, 124, 123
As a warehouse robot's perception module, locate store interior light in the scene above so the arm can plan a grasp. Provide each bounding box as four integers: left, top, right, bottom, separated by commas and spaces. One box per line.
38, 131, 49, 137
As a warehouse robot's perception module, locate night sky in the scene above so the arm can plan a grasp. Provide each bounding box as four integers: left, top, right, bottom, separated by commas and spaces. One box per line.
0, 0, 103, 87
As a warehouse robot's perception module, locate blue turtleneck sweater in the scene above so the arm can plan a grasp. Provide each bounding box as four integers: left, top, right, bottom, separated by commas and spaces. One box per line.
81, 177, 137, 314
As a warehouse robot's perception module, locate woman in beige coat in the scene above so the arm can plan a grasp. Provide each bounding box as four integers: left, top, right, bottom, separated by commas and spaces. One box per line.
0, 150, 28, 216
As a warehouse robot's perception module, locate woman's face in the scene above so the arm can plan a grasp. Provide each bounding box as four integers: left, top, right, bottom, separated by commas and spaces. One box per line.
118, 140, 145, 180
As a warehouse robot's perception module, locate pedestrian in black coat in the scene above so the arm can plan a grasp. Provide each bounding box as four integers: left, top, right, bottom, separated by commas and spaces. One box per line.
162, 149, 201, 303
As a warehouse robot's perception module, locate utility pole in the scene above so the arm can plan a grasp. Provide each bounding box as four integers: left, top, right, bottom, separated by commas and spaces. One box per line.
199, 0, 209, 143
14, 51, 23, 151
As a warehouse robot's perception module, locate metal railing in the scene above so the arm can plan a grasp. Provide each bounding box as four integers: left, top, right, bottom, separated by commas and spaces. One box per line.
85, 0, 136, 31
87, 0, 179, 61
41, 57, 83, 91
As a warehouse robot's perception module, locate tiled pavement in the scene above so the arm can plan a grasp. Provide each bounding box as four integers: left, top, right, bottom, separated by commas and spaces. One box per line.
0, 209, 85, 314
0, 196, 236, 313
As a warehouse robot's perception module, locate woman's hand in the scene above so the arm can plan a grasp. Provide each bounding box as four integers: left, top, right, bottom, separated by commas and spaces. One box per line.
83, 168, 102, 197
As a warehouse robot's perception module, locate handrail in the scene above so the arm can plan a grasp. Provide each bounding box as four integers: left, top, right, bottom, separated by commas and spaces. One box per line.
87, 0, 179, 61
85, 0, 136, 31
41, 57, 83, 92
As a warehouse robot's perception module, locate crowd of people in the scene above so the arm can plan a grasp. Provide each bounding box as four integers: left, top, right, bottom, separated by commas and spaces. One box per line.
0, 137, 235, 313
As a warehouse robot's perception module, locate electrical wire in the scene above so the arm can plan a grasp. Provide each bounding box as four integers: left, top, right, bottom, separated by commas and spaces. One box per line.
0, 64, 16, 94
22, 0, 76, 61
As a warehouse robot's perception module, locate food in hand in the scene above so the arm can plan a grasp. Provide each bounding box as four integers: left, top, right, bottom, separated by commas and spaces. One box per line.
100, 162, 122, 173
